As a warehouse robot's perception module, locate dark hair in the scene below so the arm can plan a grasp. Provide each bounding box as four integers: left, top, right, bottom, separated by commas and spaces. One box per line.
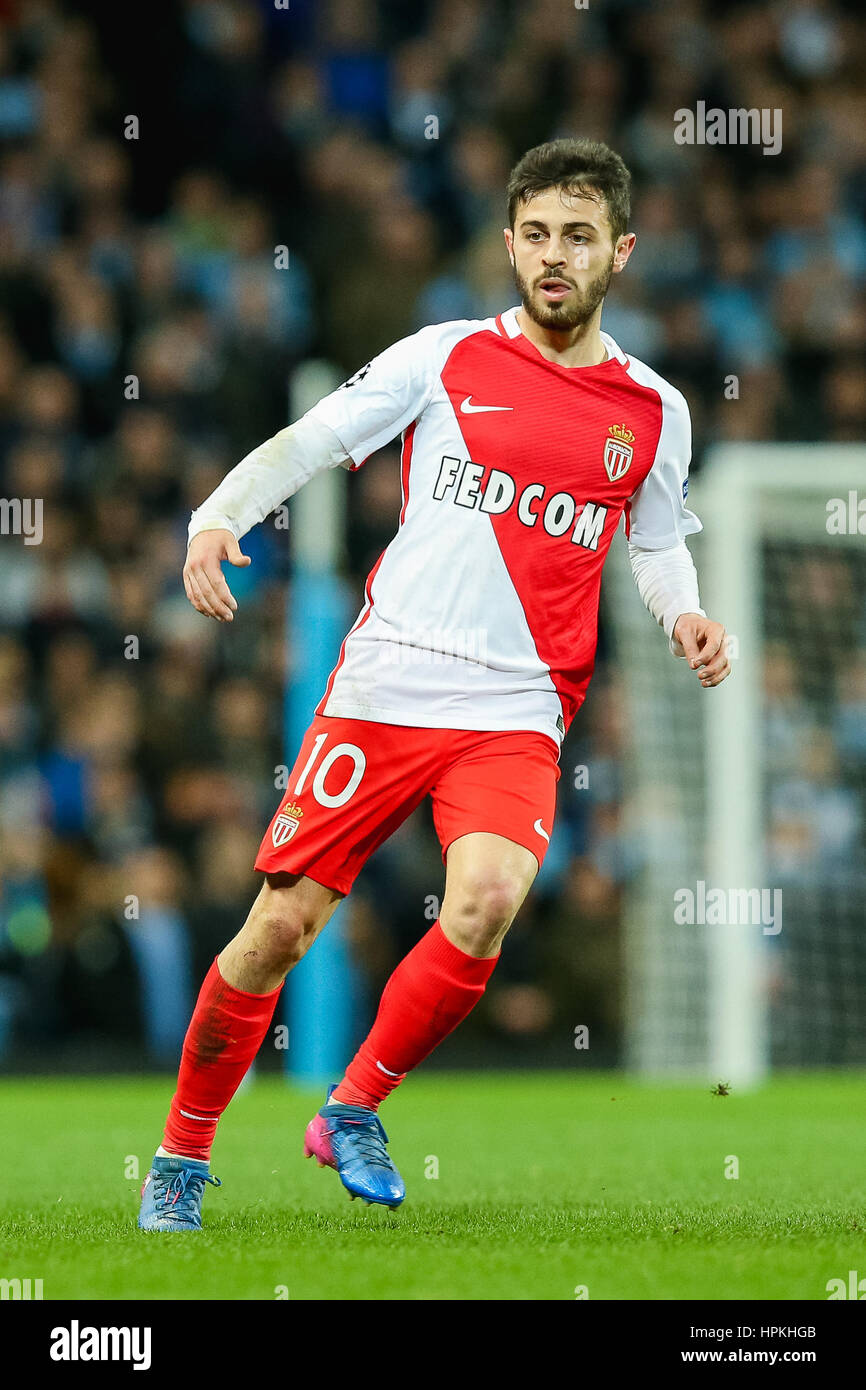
506, 138, 631, 241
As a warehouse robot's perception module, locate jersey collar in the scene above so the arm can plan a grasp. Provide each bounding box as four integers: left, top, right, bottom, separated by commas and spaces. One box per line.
497, 304, 627, 366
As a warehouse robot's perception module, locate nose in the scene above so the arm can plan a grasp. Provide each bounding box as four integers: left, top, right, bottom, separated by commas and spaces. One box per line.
542, 241, 567, 269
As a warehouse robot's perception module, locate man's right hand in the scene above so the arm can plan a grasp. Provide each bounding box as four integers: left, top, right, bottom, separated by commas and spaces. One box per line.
183, 528, 251, 622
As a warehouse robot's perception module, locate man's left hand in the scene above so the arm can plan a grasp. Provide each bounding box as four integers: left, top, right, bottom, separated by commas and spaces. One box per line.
673, 614, 731, 688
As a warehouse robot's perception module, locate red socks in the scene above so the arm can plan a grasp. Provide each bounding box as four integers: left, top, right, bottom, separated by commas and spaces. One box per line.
331, 921, 499, 1110
162, 925, 497, 1157
162, 958, 282, 1161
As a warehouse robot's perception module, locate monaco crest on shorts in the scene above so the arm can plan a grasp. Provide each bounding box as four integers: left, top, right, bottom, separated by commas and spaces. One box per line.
272, 802, 303, 848
604, 424, 635, 482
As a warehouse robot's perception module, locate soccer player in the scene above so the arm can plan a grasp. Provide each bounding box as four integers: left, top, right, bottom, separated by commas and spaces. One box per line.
138, 138, 730, 1230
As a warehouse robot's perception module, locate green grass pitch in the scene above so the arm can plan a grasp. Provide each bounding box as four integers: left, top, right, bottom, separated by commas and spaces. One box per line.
0, 1072, 862, 1300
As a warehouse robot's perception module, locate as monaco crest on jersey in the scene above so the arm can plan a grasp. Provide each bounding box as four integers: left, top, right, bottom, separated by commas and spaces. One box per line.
272, 802, 303, 848
604, 424, 635, 482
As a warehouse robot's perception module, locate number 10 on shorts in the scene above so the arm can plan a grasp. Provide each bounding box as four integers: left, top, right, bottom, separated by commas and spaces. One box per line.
295, 733, 367, 808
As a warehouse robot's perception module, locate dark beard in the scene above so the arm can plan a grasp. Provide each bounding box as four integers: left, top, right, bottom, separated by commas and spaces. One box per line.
514, 254, 615, 331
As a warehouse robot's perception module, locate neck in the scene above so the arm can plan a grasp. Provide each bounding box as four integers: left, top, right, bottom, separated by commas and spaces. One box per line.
515, 305, 608, 367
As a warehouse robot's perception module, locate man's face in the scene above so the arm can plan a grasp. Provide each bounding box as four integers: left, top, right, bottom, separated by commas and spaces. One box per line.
504, 186, 634, 331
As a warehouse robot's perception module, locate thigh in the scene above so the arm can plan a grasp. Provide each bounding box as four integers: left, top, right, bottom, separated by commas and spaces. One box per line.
431, 729, 561, 876
254, 714, 447, 894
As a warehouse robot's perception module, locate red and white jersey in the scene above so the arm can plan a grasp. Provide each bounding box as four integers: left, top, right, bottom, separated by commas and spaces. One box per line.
308, 305, 701, 751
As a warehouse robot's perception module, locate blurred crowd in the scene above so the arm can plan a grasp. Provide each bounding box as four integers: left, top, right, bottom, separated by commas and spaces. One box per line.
0, 0, 864, 1068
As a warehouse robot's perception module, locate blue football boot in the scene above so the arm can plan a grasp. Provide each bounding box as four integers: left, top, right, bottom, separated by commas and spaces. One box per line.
137, 1153, 221, 1232
304, 1087, 405, 1209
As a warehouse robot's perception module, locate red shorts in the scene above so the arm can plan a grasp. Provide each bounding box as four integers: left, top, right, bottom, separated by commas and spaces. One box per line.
254, 714, 561, 895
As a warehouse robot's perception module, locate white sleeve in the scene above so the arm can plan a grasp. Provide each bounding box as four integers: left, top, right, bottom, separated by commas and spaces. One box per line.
187, 327, 440, 545
626, 387, 702, 550
305, 326, 438, 469
187, 414, 350, 545
628, 539, 705, 657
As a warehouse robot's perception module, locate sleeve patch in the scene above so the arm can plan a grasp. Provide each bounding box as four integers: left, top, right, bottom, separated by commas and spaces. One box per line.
339, 362, 373, 390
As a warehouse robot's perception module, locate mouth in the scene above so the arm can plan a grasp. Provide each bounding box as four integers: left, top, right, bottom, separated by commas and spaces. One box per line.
537, 278, 573, 303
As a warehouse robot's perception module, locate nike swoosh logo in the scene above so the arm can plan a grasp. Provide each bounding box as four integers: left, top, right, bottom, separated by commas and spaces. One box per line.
460, 396, 514, 413
534, 818, 550, 843
376, 1060, 405, 1078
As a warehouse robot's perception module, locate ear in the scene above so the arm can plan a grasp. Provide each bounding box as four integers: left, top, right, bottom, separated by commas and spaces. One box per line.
503, 226, 515, 267
612, 231, 636, 274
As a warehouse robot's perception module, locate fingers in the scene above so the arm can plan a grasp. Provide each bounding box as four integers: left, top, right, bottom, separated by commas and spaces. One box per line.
674, 613, 711, 667
680, 621, 731, 687
183, 560, 237, 621
686, 627, 722, 670
696, 651, 731, 686
199, 565, 237, 621
182, 568, 198, 612
695, 629, 730, 687
695, 627, 724, 661
676, 627, 702, 665
185, 567, 226, 621
182, 527, 253, 620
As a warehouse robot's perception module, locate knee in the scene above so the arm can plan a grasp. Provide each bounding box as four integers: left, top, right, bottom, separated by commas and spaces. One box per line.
442, 872, 526, 955
251, 890, 322, 970
260, 913, 308, 969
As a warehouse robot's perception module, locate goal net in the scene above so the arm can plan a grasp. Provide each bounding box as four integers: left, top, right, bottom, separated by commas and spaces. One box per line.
604, 444, 866, 1083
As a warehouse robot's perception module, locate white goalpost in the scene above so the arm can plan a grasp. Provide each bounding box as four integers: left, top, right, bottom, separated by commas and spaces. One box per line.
605, 444, 866, 1085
